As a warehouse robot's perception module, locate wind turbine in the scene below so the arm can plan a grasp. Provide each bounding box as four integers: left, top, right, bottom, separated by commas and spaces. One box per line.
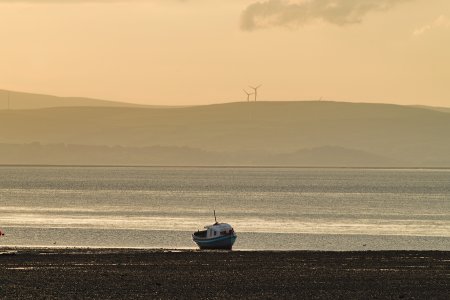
243, 89, 254, 102
249, 84, 261, 101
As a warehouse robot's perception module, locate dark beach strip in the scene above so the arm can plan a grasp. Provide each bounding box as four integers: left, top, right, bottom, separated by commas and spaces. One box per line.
1, 248, 449, 299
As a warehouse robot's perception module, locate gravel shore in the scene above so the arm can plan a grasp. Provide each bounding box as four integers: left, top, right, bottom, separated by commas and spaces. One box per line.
1, 248, 449, 299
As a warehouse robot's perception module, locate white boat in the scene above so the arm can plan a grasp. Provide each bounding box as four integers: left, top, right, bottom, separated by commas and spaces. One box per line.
192, 211, 237, 250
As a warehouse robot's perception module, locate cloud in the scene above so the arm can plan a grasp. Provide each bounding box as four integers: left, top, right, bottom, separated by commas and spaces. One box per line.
241, 0, 414, 31
413, 15, 450, 36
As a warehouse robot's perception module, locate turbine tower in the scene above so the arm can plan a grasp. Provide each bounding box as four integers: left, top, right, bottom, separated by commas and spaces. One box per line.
249, 84, 261, 101
243, 89, 254, 102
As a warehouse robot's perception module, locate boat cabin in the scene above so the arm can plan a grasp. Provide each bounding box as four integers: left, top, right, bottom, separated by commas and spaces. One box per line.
193, 223, 234, 239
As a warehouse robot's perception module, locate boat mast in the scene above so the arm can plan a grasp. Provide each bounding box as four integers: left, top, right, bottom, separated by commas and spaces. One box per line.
214, 210, 217, 223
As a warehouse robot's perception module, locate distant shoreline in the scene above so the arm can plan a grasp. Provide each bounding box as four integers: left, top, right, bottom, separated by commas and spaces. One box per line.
1, 164, 450, 170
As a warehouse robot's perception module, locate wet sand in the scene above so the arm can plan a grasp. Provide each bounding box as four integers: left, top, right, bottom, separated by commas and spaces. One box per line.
1, 248, 449, 299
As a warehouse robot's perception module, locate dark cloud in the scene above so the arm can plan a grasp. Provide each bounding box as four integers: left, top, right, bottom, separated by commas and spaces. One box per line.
241, 0, 414, 31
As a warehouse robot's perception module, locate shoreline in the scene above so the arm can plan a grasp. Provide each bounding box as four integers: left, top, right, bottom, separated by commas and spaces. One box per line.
1, 248, 449, 299
1, 164, 450, 170
2, 246, 450, 252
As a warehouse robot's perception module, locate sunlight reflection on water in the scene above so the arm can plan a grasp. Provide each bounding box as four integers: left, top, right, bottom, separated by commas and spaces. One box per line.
1, 167, 449, 250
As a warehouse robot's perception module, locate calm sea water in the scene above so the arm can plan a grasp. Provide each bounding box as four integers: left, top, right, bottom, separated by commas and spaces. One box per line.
1, 167, 449, 250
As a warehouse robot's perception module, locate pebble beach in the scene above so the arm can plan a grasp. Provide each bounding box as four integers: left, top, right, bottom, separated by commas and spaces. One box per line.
1, 248, 449, 299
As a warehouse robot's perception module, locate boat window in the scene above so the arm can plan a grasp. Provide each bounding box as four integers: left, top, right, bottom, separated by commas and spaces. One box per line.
214, 231, 217, 236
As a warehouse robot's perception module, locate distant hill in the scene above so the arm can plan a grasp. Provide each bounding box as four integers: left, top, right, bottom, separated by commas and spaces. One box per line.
1, 100, 450, 166
411, 105, 450, 114
0, 90, 153, 109
270, 146, 399, 166
0, 143, 399, 167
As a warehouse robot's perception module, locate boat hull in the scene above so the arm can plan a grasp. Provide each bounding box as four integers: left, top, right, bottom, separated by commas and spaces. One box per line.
192, 234, 237, 250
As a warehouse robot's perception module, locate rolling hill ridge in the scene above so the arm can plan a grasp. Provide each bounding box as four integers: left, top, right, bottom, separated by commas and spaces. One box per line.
1, 98, 450, 166
0, 90, 153, 109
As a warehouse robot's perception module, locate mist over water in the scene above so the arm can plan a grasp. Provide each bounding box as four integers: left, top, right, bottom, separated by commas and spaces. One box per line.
1, 167, 449, 250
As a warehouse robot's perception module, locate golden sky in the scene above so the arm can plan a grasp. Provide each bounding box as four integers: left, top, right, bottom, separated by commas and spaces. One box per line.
0, 0, 449, 106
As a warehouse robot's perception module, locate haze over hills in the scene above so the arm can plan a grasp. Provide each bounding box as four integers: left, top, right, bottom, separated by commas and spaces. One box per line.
1, 93, 450, 166
411, 105, 450, 114
0, 90, 154, 109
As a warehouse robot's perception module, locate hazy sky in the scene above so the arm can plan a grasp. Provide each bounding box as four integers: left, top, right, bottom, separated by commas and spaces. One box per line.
1, 0, 449, 106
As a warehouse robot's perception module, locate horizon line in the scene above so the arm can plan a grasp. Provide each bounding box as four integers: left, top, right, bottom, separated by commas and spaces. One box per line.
1, 89, 449, 109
